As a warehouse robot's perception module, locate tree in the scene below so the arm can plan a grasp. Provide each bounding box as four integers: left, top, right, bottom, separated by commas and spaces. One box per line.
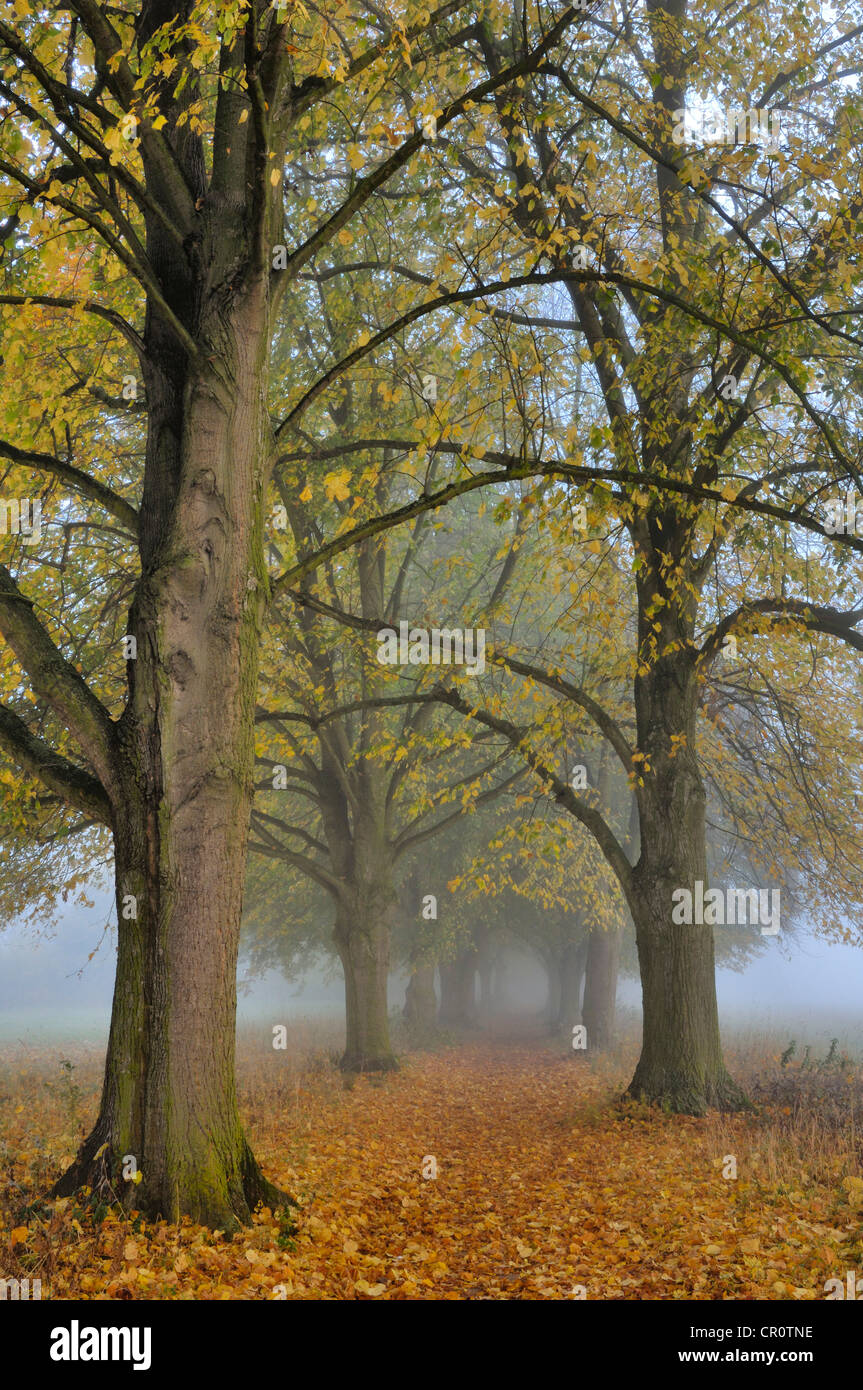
253, 486, 528, 1068
428, 0, 863, 1109
0, 0, 584, 1225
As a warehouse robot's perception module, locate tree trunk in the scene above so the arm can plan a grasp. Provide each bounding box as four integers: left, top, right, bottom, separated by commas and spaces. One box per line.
626, 612, 746, 1113
582, 927, 620, 1052
438, 961, 460, 1026
478, 957, 494, 1023
55, 282, 285, 1228
544, 952, 562, 1032
458, 950, 478, 1025
558, 939, 586, 1036
334, 897, 397, 1073
474, 923, 494, 1024
403, 963, 437, 1034
492, 951, 511, 1009
438, 950, 478, 1027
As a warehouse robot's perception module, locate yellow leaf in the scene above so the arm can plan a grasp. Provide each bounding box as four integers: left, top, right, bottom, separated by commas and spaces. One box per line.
270, 168, 282, 186
10, 1226, 29, 1244
324, 470, 351, 502
299, 484, 313, 503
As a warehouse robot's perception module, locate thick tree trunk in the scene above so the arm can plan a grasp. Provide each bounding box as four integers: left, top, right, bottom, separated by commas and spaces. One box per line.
582, 927, 620, 1052
334, 897, 397, 1073
55, 284, 285, 1227
626, 617, 746, 1114
403, 963, 437, 1034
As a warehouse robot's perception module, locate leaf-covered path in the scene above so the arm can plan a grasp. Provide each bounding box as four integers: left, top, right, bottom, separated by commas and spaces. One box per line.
2, 1038, 860, 1299
251, 1041, 859, 1300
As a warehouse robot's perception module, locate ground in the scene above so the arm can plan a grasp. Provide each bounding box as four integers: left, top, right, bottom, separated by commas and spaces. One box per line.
1, 1023, 861, 1299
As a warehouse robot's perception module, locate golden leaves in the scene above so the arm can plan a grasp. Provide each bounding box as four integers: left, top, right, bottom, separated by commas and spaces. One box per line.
323, 470, 351, 502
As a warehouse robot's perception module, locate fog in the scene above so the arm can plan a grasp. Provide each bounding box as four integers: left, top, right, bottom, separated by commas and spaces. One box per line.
2, 886, 860, 1048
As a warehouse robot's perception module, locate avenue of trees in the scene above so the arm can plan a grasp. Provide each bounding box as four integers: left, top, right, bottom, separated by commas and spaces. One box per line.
1, 0, 862, 1228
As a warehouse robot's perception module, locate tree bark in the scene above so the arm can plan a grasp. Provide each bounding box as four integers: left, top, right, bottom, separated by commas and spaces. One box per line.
403, 962, 438, 1034
626, 606, 746, 1113
492, 951, 512, 1009
55, 283, 285, 1228
544, 952, 562, 1033
334, 894, 397, 1073
438, 949, 478, 1027
477, 957, 494, 1023
558, 939, 586, 1037
475, 923, 494, 1024
581, 926, 620, 1052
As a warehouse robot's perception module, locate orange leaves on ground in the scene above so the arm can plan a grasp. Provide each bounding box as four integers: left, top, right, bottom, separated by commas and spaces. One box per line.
1, 1039, 860, 1299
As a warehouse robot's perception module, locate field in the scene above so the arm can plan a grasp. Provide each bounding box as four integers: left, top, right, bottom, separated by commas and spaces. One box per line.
1, 1019, 861, 1301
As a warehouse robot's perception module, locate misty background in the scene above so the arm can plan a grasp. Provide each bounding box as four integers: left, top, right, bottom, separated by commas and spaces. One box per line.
1, 886, 860, 1048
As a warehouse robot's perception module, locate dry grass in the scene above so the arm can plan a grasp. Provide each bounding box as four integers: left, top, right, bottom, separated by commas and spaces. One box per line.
707, 1031, 863, 1193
